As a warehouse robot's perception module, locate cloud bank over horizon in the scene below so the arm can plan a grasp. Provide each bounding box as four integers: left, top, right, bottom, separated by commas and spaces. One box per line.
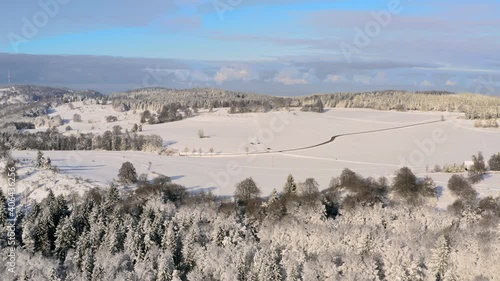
0, 0, 498, 95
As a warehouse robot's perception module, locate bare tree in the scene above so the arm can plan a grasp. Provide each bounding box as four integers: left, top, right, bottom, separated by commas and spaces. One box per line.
234, 178, 261, 203
299, 177, 320, 198
488, 153, 500, 171
468, 152, 487, 184
447, 175, 477, 202
391, 167, 436, 204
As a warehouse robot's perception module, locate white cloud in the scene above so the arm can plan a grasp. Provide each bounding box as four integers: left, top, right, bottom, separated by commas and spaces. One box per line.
324, 74, 345, 83
143, 67, 210, 83
445, 80, 456, 86
371, 72, 386, 84
274, 68, 318, 85
214, 67, 252, 84
354, 75, 371, 85
421, 80, 434, 87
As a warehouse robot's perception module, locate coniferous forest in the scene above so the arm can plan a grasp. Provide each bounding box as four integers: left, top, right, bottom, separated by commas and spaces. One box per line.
1, 150, 499, 280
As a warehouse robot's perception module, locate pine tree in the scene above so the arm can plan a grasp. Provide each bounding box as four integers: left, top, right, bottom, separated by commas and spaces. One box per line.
443, 269, 459, 281
49, 268, 61, 281
92, 264, 105, 281
53, 195, 70, 225
157, 250, 175, 281
162, 222, 180, 266
288, 267, 301, 281
181, 226, 198, 273
124, 227, 138, 260
55, 216, 76, 262
38, 224, 53, 256
252, 247, 283, 281
82, 248, 95, 281
236, 253, 248, 281
283, 174, 297, 195
36, 150, 44, 168
125, 224, 145, 262
103, 213, 125, 254
21, 219, 38, 253
150, 210, 164, 246
268, 189, 279, 204
88, 207, 106, 249
430, 236, 451, 280
357, 233, 374, 256
103, 185, 120, 211
21, 204, 41, 253
140, 209, 159, 254
75, 231, 92, 271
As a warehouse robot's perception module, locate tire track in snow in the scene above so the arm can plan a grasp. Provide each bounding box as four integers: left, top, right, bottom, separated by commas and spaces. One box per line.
184, 119, 443, 157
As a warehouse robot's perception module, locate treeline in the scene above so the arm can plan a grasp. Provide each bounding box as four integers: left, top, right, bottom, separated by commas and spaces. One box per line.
300, 99, 324, 113
1, 162, 499, 280
110, 88, 288, 113
0, 127, 163, 152
0, 85, 101, 109
140, 103, 185, 124
110, 88, 500, 119
0, 85, 102, 130
315, 91, 500, 119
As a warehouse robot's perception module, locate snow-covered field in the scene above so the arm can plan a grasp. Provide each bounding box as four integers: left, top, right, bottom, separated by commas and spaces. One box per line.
12, 105, 500, 207
39, 101, 140, 133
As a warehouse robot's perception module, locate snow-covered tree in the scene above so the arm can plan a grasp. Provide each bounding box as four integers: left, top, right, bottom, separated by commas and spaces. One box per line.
251, 247, 283, 281
157, 250, 175, 281
234, 178, 261, 204
430, 236, 451, 280
283, 174, 297, 195
55, 216, 77, 261
118, 161, 138, 184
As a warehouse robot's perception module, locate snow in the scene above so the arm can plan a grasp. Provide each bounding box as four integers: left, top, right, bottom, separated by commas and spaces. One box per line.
29, 101, 141, 133
11, 107, 500, 207
0, 158, 104, 204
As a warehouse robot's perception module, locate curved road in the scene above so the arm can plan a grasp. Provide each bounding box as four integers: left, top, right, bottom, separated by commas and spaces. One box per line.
182, 119, 443, 157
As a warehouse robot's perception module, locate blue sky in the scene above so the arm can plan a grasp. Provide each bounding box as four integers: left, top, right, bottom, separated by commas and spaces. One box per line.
0, 0, 499, 95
